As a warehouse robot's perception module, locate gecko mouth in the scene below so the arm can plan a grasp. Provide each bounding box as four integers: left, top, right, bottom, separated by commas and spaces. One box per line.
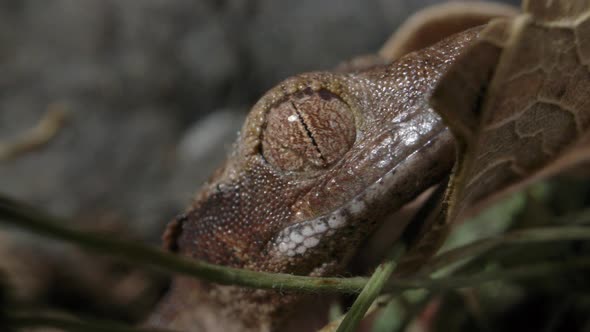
272, 127, 454, 257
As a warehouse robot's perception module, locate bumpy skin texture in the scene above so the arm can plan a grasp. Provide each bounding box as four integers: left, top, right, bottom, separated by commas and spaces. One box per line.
148, 28, 480, 331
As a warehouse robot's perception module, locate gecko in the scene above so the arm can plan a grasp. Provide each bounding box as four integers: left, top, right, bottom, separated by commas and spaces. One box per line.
147, 3, 517, 332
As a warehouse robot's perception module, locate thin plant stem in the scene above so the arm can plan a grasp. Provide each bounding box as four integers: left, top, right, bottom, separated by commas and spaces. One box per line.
0, 195, 365, 293
421, 227, 590, 275
336, 247, 404, 332
4, 313, 175, 332
383, 257, 590, 293
1, 194, 590, 295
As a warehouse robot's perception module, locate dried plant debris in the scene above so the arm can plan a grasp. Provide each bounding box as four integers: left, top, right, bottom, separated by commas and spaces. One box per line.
396, 0, 590, 271
433, 0, 590, 222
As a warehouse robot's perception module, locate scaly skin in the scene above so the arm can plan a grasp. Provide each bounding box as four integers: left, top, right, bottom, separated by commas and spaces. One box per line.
147, 27, 480, 332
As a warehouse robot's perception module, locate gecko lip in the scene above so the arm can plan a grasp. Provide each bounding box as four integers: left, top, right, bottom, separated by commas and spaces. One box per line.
272, 127, 451, 257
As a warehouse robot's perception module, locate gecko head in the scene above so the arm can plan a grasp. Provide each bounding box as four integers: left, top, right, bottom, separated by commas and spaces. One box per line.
169, 55, 454, 274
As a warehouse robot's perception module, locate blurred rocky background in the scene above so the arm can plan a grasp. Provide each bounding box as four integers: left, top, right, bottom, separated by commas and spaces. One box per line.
0, 0, 550, 328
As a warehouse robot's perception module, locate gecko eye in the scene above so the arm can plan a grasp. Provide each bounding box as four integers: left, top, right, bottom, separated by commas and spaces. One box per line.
261, 88, 356, 172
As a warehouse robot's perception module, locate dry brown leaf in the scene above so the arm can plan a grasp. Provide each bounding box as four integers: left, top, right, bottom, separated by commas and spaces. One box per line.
400, 0, 590, 270
379, 2, 518, 61
441, 0, 590, 222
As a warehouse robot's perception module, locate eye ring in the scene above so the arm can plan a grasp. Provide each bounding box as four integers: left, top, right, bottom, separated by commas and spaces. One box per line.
260, 87, 357, 172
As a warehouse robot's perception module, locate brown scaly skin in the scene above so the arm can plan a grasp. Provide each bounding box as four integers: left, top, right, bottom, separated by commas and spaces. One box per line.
145, 27, 480, 332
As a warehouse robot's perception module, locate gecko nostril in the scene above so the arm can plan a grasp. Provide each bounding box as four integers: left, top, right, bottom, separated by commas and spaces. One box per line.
260, 88, 356, 172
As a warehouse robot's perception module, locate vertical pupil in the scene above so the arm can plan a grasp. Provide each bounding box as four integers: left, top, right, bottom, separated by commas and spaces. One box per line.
261, 89, 356, 171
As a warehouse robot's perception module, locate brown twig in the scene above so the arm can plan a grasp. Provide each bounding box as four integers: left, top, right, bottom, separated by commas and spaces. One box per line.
0, 103, 69, 162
